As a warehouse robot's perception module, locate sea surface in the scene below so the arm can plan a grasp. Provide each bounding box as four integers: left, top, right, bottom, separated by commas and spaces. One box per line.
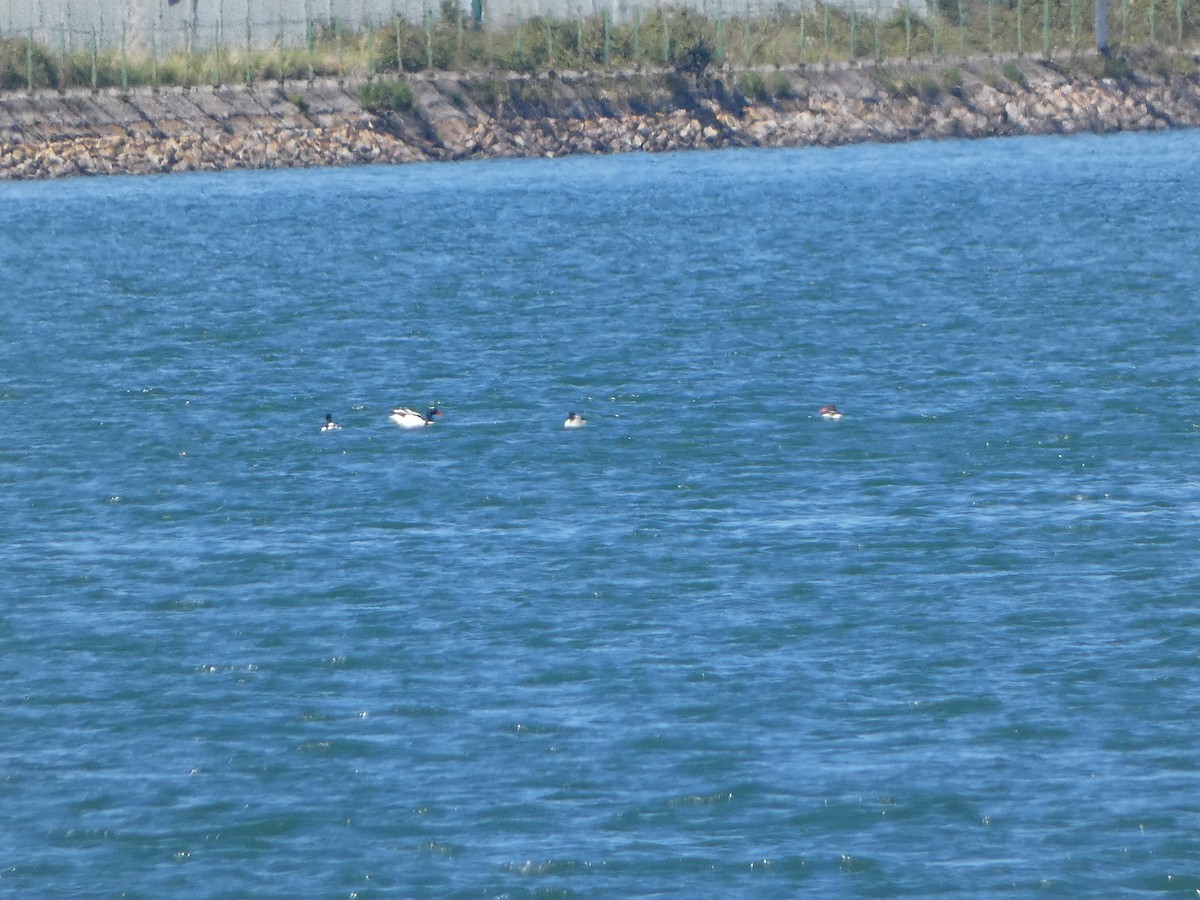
3, 131, 1200, 898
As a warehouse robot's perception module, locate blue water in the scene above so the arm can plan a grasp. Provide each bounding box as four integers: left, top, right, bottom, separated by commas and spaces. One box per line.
3, 131, 1200, 897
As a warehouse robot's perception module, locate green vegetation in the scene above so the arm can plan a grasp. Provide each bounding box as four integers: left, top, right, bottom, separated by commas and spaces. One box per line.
287, 92, 311, 115
0, 37, 57, 90
879, 65, 971, 100
358, 78, 414, 112
1003, 60, 1031, 88
1101, 53, 1138, 78
733, 69, 794, 101
737, 71, 770, 101
2, 2, 1200, 94
768, 71, 793, 98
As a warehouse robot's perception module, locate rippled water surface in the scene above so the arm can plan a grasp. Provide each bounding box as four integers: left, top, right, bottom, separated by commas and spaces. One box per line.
3, 131, 1200, 897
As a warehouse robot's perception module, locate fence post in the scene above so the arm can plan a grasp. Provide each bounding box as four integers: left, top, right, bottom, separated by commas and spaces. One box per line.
458, 4, 465, 67
820, 2, 830, 60
214, 0, 222, 86
987, 0, 994, 52
337, 16, 346, 78
1149, 0, 1156, 41
742, 2, 750, 63
800, 7, 806, 64
633, 7, 641, 66
603, 8, 611, 65
59, 22, 68, 90
121, 15, 129, 90
904, 4, 911, 58
1016, 0, 1023, 56
184, 7, 193, 86
307, 19, 316, 82
367, 20, 375, 81
396, 16, 403, 72
27, 27, 35, 92
244, 10, 252, 84
278, 13, 286, 84
662, 10, 670, 64
425, 7, 433, 69
91, 25, 98, 91
849, 1, 857, 59
874, 0, 882, 61
1042, 0, 1049, 56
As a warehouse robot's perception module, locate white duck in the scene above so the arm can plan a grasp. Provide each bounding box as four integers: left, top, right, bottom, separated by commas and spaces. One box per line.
564, 412, 588, 428
389, 405, 443, 428
321, 413, 341, 431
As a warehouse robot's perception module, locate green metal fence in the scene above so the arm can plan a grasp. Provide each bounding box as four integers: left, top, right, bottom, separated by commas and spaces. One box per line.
1, 0, 1197, 93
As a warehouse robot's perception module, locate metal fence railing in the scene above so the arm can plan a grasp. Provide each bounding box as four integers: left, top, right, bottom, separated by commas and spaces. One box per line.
1, 0, 1196, 92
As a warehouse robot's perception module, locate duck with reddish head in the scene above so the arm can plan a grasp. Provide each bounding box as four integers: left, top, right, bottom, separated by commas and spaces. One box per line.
819, 404, 843, 420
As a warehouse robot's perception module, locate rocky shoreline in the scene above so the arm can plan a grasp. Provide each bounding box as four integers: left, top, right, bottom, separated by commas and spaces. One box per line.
2, 55, 1199, 179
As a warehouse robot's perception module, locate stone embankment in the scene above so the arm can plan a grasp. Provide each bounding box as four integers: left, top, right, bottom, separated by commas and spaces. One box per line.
2, 56, 1199, 179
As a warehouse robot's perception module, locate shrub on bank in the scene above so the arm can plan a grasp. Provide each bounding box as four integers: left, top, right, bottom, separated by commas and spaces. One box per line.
1003, 60, 1030, 89
0, 37, 58, 90
738, 71, 769, 101
359, 78, 414, 112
